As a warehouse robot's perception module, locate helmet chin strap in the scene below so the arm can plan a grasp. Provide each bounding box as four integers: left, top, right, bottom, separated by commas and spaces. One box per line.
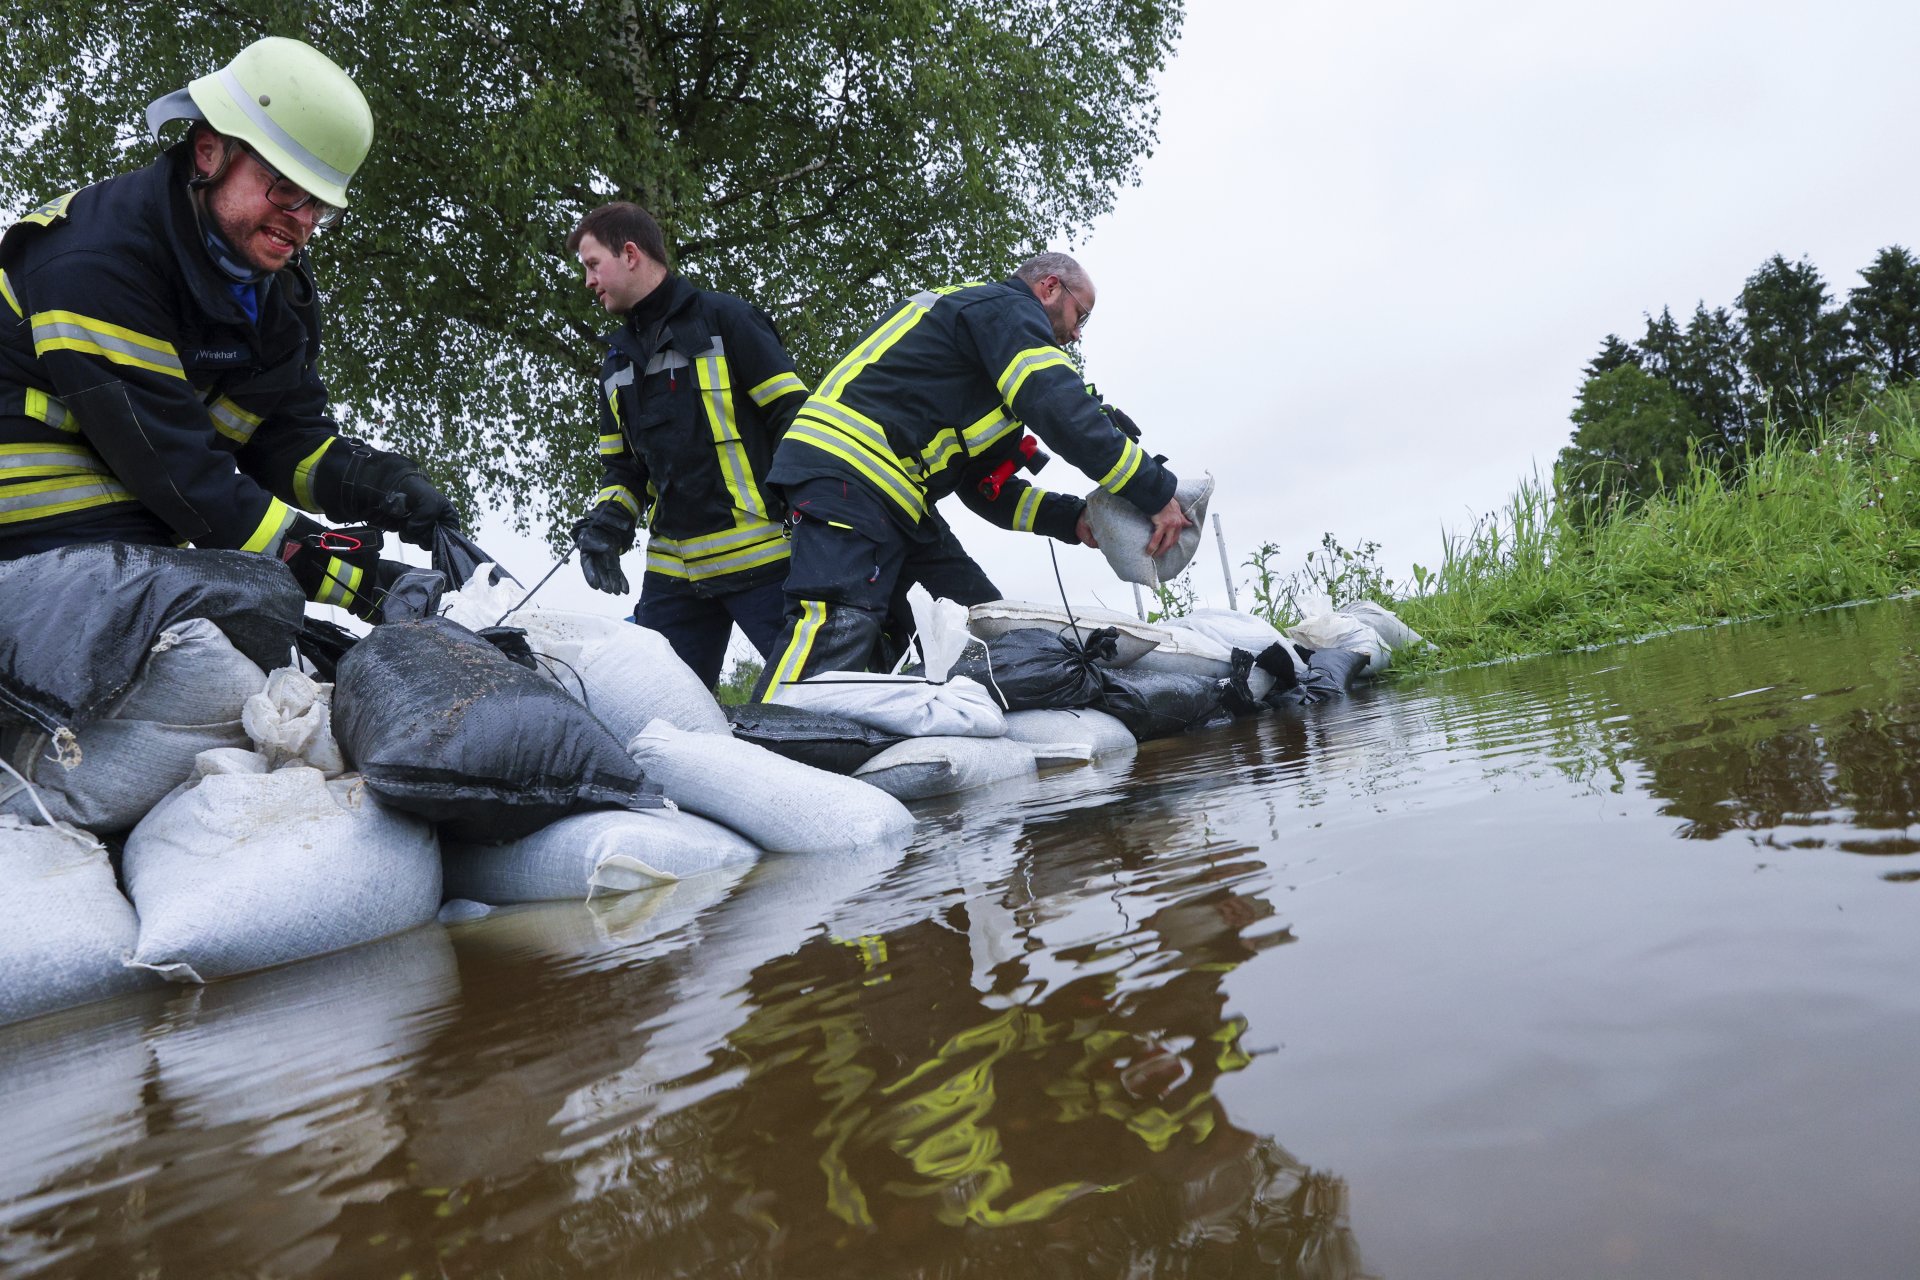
186, 183, 274, 286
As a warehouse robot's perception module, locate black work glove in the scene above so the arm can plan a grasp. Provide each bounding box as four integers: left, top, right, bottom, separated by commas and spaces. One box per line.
570, 501, 637, 597
1101, 403, 1141, 440
376, 470, 461, 549
279, 520, 396, 621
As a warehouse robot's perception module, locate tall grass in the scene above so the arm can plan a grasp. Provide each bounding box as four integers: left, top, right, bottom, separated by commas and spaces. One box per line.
1383, 388, 1920, 674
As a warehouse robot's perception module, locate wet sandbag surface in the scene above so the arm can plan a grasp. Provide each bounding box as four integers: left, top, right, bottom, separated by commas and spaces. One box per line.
854, 735, 1039, 801
334, 617, 663, 843
0, 618, 265, 832
0, 817, 159, 1026
1269, 646, 1372, 708
1002, 707, 1138, 758
769, 672, 1006, 738
627, 719, 915, 853
724, 703, 904, 775
945, 627, 1114, 711
123, 749, 442, 983
1097, 668, 1233, 741
443, 809, 761, 903
0, 543, 302, 735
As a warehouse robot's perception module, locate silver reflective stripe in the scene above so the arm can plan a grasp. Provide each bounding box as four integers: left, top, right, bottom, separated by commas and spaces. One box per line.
31, 317, 185, 375
0, 447, 108, 473
216, 67, 353, 190
655, 519, 785, 557
644, 350, 690, 376
207, 396, 262, 444
604, 366, 635, 394
909, 291, 940, 307
0, 475, 131, 519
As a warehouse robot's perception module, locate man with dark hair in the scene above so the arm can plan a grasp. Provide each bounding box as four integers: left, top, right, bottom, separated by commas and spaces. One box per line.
0, 37, 460, 618
753, 253, 1186, 696
566, 201, 809, 687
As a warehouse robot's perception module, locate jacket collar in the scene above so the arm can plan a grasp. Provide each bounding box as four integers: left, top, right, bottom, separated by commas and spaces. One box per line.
603, 273, 707, 364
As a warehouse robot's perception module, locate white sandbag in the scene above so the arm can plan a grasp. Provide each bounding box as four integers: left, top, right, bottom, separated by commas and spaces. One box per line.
904, 585, 971, 681
626, 719, 914, 853
1084, 472, 1215, 586
122, 749, 441, 982
967, 601, 1168, 668
1338, 600, 1424, 653
770, 672, 1006, 739
443, 807, 761, 903
242, 668, 345, 775
1161, 609, 1308, 675
0, 618, 265, 831
0, 816, 158, 1026
1002, 708, 1139, 757
442, 570, 729, 737
854, 735, 1039, 800
1288, 612, 1391, 675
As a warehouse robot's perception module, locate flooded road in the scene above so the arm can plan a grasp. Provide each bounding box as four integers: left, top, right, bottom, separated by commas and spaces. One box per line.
6, 597, 1920, 1279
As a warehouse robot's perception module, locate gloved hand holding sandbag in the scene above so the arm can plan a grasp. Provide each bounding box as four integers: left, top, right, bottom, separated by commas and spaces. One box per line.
332, 617, 667, 843
1084, 472, 1215, 587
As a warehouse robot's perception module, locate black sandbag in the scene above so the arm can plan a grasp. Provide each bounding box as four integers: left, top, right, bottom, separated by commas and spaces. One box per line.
1096, 669, 1231, 741
296, 617, 361, 681
431, 526, 517, 589
333, 616, 663, 843
1266, 646, 1370, 709
945, 626, 1116, 711
0, 543, 303, 735
724, 702, 904, 775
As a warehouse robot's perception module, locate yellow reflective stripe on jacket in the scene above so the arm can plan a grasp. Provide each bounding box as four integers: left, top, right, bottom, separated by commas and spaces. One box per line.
1097, 436, 1147, 493
22, 388, 73, 432
311, 556, 362, 609
207, 396, 263, 445
765, 598, 829, 696
961, 406, 1018, 453
0, 269, 19, 318
746, 370, 807, 407
30, 310, 186, 379
597, 431, 626, 457
292, 438, 334, 510
694, 343, 770, 522
596, 484, 641, 519
0, 473, 134, 524
240, 497, 299, 554
0, 441, 109, 478
645, 524, 790, 581
910, 428, 963, 482
786, 413, 925, 519
1012, 487, 1042, 532
995, 346, 1074, 405
816, 293, 943, 401
18, 190, 79, 228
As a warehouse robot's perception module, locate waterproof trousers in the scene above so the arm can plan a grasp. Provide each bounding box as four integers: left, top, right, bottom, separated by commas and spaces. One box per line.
635, 573, 788, 689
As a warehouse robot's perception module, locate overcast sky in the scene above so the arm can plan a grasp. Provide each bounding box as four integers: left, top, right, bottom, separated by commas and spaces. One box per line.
489, 0, 1920, 644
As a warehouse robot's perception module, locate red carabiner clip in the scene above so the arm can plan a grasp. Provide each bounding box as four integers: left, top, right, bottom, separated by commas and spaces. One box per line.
313, 530, 364, 553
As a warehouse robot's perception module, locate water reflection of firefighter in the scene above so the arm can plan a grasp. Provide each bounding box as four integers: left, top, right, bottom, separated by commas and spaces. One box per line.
699, 870, 1370, 1278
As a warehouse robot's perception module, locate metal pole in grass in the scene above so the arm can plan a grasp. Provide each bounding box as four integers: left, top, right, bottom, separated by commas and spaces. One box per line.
1213, 512, 1238, 611
1132, 582, 1147, 620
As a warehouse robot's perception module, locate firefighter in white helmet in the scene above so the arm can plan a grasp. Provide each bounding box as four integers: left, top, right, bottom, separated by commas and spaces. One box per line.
0, 37, 459, 618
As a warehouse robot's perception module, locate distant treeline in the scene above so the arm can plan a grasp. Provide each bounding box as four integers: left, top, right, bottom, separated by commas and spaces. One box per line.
1558, 247, 1920, 511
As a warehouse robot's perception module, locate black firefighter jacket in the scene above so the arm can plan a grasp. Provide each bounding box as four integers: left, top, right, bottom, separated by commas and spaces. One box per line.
767, 277, 1176, 546
591, 274, 808, 594
0, 142, 405, 563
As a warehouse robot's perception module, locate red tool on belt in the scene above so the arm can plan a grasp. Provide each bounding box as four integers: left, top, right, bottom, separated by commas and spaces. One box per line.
977, 433, 1051, 500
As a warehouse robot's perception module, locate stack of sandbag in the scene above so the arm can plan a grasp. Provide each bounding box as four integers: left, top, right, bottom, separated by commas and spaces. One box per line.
0, 810, 159, 1026
1287, 601, 1424, 676
441, 568, 729, 739
967, 600, 1167, 666
628, 719, 915, 852
332, 617, 667, 843
121, 668, 442, 983
944, 626, 1114, 711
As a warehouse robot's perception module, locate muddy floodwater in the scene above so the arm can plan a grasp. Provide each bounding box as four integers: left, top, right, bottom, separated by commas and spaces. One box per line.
7, 598, 1920, 1279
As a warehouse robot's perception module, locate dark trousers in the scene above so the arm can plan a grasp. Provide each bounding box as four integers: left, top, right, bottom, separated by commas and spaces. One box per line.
752, 479, 1001, 699
635, 573, 788, 689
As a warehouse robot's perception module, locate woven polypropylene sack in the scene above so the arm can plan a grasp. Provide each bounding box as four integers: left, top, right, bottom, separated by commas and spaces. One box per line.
1084, 472, 1214, 587
769, 673, 1006, 739
1337, 600, 1424, 654
442, 576, 728, 737
967, 601, 1167, 668
1161, 611, 1307, 675
123, 749, 441, 982
0, 543, 302, 735
1096, 669, 1231, 741
627, 719, 914, 853
853, 735, 1039, 801
0, 817, 159, 1026
1287, 612, 1391, 676
723, 703, 903, 775
443, 808, 761, 903
1001, 708, 1138, 758
0, 619, 265, 832
945, 628, 1110, 711
333, 617, 664, 843
1268, 647, 1372, 709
